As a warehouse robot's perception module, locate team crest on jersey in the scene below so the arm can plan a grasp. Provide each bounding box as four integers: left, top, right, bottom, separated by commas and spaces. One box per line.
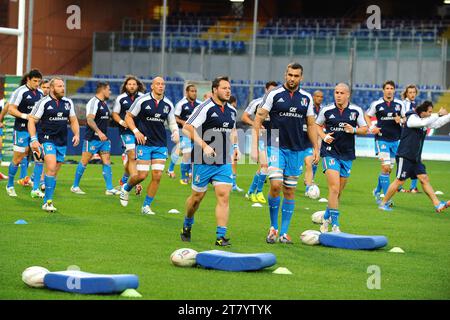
329, 158, 335, 165
301, 98, 308, 106
138, 149, 143, 156
195, 175, 200, 183
349, 112, 357, 121
395, 105, 400, 111
64, 103, 70, 110
164, 106, 169, 114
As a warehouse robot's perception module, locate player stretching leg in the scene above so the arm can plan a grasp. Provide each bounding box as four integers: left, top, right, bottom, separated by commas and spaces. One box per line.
172, 84, 201, 184
120, 77, 179, 215
252, 63, 319, 244
242, 81, 278, 203
28, 78, 80, 212
180, 76, 238, 246
71, 82, 119, 196
6, 69, 43, 197
316, 83, 368, 233
112, 75, 145, 195
379, 101, 450, 212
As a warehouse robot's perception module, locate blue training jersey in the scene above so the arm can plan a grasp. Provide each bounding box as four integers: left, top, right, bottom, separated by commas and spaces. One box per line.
174, 97, 202, 129
113, 91, 143, 135
30, 95, 76, 146
186, 98, 237, 165
260, 85, 315, 151
128, 92, 175, 147
316, 103, 367, 161
8, 85, 44, 131
366, 98, 405, 142
85, 96, 111, 141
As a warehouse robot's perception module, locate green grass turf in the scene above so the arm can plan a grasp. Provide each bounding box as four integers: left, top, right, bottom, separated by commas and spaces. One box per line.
0, 156, 449, 300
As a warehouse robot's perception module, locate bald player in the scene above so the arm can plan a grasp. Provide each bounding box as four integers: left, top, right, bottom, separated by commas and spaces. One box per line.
315, 83, 368, 232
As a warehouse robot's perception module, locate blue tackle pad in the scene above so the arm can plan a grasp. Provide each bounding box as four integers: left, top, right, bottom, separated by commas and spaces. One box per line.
319, 232, 388, 250
196, 250, 276, 272
44, 271, 139, 294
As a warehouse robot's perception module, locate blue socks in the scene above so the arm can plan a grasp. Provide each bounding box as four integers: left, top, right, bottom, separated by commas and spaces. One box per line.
168, 152, 179, 172
312, 164, 318, 179
268, 195, 281, 230
256, 172, 267, 193
375, 175, 382, 194
329, 209, 340, 226
248, 172, 260, 194
43, 175, 56, 203
123, 183, 133, 192
324, 207, 330, 220
280, 199, 295, 236
102, 164, 113, 190
143, 195, 154, 207
7, 163, 19, 188
379, 173, 391, 195
410, 179, 418, 190
121, 173, 129, 185
180, 162, 190, 180
232, 174, 237, 188
184, 217, 194, 228
32, 162, 44, 191
19, 157, 28, 179
216, 226, 227, 239
72, 162, 86, 188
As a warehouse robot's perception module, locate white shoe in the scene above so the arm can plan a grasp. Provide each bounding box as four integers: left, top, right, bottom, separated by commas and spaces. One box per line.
42, 200, 57, 213
232, 185, 244, 192
141, 205, 155, 215
30, 189, 45, 198
332, 225, 341, 233
120, 186, 129, 207
320, 217, 330, 233
70, 186, 86, 195
105, 189, 120, 196
6, 186, 17, 197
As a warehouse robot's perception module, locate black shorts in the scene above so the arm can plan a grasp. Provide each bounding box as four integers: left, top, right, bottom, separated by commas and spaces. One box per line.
395, 156, 426, 181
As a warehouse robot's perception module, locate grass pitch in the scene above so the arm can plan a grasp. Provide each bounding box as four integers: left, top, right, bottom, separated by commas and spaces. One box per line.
0, 156, 449, 300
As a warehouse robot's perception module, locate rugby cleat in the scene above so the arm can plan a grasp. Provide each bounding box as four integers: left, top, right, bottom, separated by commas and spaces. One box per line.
166, 170, 176, 179
30, 189, 45, 198
373, 188, 382, 204
180, 226, 192, 242
180, 179, 189, 185
135, 184, 143, 196
320, 217, 331, 233
378, 203, 393, 211
18, 176, 32, 187
0, 172, 8, 180
42, 200, 57, 213
215, 236, 231, 247
232, 185, 244, 192
331, 225, 341, 233
244, 192, 251, 200
278, 233, 293, 244
6, 186, 18, 197
266, 227, 278, 244
70, 186, 86, 195
410, 188, 420, 193
119, 186, 129, 207
141, 205, 155, 215
105, 189, 120, 196
250, 193, 258, 203
256, 192, 267, 204
435, 200, 450, 213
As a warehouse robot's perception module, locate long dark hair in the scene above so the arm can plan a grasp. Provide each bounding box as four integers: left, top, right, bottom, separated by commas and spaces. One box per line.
120, 75, 146, 94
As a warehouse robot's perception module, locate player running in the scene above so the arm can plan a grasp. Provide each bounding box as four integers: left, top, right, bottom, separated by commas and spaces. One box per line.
180, 76, 239, 246
378, 101, 450, 212
398, 84, 420, 193
365, 81, 405, 205
242, 81, 278, 203
252, 63, 319, 244
167, 84, 202, 184
119, 76, 179, 215
316, 83, 368, 233
304, 89, 324, 196
28, 77, 80, 212
70, 82, 120, 196
5, 69, 44, 197
112, 75, 145, 195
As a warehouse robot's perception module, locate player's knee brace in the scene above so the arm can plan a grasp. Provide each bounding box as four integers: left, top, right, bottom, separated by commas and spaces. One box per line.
283, 176, 298, 188
268, 168, 283, 181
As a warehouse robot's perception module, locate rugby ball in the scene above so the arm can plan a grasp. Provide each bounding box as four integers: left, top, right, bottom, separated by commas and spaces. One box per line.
170, 248, 198, 267
311, 210, 325, 224
300, 230, 321, 246
22, 266, 50, 288
306, 185, 320, 199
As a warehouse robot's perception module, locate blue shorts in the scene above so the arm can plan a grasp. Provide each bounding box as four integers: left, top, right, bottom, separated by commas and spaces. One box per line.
192, 163, 233, 192
322, 156, 353, 178
83, 140, 111, 154
268, 147, 305, 177
180, 135, 192, 153
375, 140, 399, 165
0, 128, 3, 136
13, 130, 30, 153
299, 147, 314, 174
396, 156, 426, 181
136, 145, 168, 161
121, 134, 136, 152
42, 142, 67, 163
